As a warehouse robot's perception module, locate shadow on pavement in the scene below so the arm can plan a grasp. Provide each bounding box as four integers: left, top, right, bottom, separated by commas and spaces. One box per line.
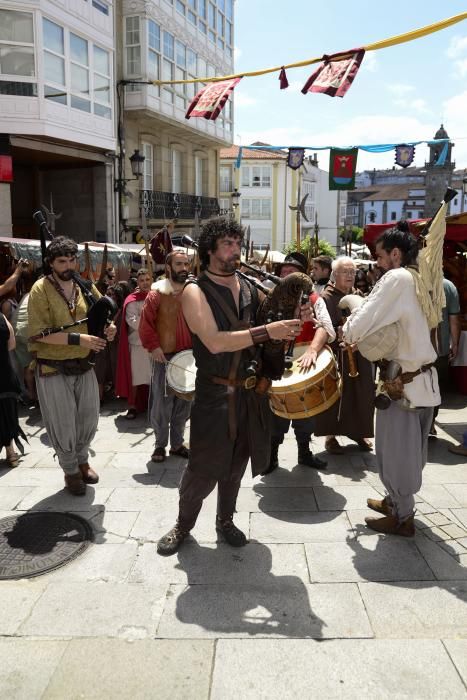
174, 540, 324, 638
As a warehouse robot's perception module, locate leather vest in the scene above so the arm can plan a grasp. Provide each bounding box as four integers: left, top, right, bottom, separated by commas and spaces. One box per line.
155, 292, 181, 353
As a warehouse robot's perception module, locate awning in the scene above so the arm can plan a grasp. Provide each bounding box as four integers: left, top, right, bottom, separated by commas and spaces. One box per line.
364, 213, 467, 245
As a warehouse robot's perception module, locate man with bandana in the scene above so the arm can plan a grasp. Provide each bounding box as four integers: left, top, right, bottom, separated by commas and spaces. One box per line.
139, 251, 192, 463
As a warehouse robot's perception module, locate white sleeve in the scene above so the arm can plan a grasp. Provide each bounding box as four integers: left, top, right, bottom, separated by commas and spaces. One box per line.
125, 301, 140, 331
314, 296, 336, 343
343, 271, 404, 344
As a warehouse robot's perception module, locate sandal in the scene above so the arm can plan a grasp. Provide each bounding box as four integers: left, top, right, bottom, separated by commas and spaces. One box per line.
125, 408, 138, 420
169, 445, 190, 459
151, 446, 166, 462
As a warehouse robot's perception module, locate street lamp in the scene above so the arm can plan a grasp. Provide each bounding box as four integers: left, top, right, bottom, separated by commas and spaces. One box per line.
231, 188, 241, 214
114, 148, 146, 193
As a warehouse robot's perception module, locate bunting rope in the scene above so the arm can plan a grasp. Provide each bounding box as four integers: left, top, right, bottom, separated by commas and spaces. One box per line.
152, 11, 467, 86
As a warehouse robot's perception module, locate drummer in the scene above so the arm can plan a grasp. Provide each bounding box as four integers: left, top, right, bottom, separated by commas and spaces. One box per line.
139, 251, 192, 463
263, 252, 335, 475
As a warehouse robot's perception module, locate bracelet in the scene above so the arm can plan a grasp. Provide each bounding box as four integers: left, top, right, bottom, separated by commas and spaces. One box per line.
68, 333, 81, 346
249, 325, 270, 345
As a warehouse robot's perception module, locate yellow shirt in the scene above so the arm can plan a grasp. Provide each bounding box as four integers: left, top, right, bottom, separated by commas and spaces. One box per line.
28, 277, 100, 374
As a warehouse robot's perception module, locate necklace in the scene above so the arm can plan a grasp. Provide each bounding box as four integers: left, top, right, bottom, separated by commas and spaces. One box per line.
48, 275, 79, 313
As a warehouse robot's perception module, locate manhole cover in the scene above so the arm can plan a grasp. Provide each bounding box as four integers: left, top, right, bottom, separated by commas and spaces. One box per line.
0, 512, 94, 580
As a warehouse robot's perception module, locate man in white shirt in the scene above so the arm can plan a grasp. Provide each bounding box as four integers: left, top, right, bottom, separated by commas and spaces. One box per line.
343, 225, 440, 537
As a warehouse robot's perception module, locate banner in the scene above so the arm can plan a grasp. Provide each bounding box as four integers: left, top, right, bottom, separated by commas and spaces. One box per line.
395, 144, 415, 168
287, 148, 305, 170
301, 49, 365, 98
150, 226, 173, 265
185, 77, 241, 121
329, 148, 358, 190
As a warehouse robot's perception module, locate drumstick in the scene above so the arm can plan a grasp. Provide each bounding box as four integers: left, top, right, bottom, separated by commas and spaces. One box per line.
166, 361, 197, 375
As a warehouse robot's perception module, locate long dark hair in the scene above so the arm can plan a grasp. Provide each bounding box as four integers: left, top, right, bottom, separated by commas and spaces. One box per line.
375, 221, 419, 267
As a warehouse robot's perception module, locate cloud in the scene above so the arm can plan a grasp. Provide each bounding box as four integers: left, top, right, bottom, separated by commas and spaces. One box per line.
234, 92, 260, 107
453, 58, 467, 78
361, 52, 378, 73
238, 114, 439, 170
441, 89, 467, 165
234, 46, 242, 62
446, 35, 467, 58
387, 83, 415, 97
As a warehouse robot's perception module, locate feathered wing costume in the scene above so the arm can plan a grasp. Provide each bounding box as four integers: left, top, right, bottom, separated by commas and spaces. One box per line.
339, 195, 451, 361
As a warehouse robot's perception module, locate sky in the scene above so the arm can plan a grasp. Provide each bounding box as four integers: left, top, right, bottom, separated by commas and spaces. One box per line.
232, 0, 467, 172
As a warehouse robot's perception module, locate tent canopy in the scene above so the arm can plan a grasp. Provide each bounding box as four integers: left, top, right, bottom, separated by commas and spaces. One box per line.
364, 212, 467, 245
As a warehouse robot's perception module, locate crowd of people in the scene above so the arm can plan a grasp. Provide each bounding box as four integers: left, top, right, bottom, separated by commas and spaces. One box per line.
0, 216, 464, 554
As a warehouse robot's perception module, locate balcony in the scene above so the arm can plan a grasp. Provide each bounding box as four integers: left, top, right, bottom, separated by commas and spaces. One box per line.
141, 190, 220, 221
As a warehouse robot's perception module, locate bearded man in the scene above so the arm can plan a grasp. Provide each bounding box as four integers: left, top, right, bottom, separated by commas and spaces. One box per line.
343, 225, 440, 536
156, 219, 304, 556
28, 236, 116, 495
139, 251, 192, 463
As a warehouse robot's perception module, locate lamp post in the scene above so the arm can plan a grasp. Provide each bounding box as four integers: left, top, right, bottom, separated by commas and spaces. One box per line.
231, 188, 241, 219
114, 149, 146, 242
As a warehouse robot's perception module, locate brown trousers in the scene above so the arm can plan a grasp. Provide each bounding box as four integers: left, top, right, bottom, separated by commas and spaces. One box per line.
177, 445, 249, 532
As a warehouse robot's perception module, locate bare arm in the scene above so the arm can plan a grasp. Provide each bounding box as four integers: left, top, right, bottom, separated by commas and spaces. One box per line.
181, 283, 301, 354
6, 316, 15, 351
0, 265, 21, 298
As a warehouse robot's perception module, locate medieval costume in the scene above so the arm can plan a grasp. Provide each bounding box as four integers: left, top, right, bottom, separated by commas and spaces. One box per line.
167, 275, 271, 539
343, 267, 440, 533
115, 289, 151, 415
139, 277, 192, 461
314, 283, 375, 448
0, 313, 26, 465
269, 292, 335, 471
27, 276, 102, 492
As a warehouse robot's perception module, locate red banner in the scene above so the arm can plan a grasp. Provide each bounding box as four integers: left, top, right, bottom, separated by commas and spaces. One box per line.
185, 77, 241, 121
302, 49, 365, 98
0, 155, 13, 182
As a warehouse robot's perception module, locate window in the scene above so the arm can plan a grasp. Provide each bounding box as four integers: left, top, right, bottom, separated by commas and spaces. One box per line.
219, 197, 231, 214
241, 166, 271, 188
125, 16, 141, 76
70, 33, 90, 112
0, 9, 35, 81
241, 199, 271, 220
390, 212, 397, 221
93, 45, 111, 117
220, 165, 233, 192
148, 20, 160, 81
172, 150, 182, 193
195, 156, 205, 196
92, 0, 109, 15
418, 211, 424, 218
406, 212, 412, 218
176, 0, 185, 15
42, 17, 112, 117
142, 143, 153, 190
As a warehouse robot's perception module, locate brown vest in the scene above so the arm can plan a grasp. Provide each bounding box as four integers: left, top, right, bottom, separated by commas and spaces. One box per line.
155, 292, 181, 353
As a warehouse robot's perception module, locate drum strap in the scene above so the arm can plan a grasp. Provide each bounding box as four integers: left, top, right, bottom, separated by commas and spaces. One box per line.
201, 278, 251, 441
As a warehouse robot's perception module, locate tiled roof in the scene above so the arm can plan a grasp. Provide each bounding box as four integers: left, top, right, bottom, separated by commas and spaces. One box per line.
359, 184, 413, 201
220, 144, 287, 160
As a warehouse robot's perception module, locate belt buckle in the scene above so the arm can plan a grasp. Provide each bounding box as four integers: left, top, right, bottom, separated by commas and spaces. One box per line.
244, 375, 257, 390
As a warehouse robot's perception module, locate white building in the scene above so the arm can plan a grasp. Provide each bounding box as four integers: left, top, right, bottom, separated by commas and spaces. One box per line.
0, 0, 116, 240
118, 0, 234, 240
219, 146, 343, 251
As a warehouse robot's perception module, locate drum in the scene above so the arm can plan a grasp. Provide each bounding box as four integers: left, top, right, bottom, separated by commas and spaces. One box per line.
166, 350, 196, 401
268, 345, 340, 419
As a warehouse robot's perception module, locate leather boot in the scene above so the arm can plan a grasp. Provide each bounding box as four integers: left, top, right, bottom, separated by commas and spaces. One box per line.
297, 441, 327, 470
79, 462, 99, 484
261, 440, 280, 476
367, 495, 393, 516
157, 524, 189, 556
216, 516, 248, 547
64, 472, 86, 496
365, 514, 415, 537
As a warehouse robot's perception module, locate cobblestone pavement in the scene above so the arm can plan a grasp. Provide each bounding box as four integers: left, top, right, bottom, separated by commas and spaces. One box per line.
0, 394, 466, 698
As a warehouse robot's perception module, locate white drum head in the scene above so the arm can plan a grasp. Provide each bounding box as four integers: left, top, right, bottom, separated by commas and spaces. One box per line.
166, 350, 196, 394
271, 346, 333, 389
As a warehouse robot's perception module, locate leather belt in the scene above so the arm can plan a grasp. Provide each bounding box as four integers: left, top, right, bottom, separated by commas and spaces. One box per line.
211, 375, 257, 390
380, 360, 435, 385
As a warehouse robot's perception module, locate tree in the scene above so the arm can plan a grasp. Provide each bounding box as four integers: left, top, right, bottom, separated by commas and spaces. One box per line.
283, 233, 336, 259
339, 225, 364, 243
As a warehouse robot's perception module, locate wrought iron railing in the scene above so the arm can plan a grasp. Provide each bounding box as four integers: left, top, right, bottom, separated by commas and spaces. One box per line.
141, 190, 220, 220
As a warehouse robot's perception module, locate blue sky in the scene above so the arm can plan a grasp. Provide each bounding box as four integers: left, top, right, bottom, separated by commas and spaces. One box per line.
233, 0, 467, 171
